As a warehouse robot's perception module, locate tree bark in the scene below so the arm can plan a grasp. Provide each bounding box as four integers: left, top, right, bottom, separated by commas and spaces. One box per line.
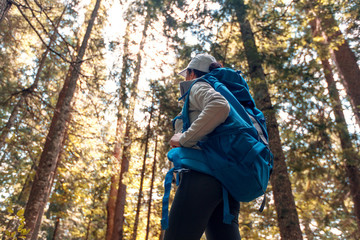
30, 165, 57, 240
321, 53, 360, 234
106, 21, 132, 240
31, 123, 69, 240
111, 8, 150, 240
145, 132, 159, 240
0, 97, 25, 150
106, 175, 118, 240
23, 0, 102, 238
314, 10, 360, 127
230, 1, 303, 239
322, 56, 360, 232
52, 217, 61, 240
0, 0, 11, 23
311, 18, 360, 231
111, 121, 131, 240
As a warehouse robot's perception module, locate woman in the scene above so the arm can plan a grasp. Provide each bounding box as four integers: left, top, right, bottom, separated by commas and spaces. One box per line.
164, 54, 241, 240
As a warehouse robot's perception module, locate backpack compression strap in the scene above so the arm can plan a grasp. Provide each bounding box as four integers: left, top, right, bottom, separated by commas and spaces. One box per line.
222, 187, 235, 224
161, 168, 175, 230
248, 113, 269, 145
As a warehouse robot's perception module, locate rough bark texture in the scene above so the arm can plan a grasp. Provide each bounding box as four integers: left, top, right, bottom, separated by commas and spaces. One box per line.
23, 0, 101, 238
31, 125, 68, 239
231, 1, 303, 238
106, 175, 118, 240
30, 163, 57, 240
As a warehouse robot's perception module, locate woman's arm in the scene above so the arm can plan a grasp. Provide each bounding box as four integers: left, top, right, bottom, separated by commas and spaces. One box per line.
178, 82, 230, 148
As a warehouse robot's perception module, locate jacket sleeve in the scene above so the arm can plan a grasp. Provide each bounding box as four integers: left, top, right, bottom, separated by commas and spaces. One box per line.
179, 82, 230, 147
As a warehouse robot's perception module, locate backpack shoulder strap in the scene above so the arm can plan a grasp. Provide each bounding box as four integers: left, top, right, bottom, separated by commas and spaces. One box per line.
200, 77, 254, 128
178, 79, 207, 132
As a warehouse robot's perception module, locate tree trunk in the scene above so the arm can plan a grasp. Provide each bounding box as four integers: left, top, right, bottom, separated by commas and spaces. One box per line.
31, 124, 69, 240
30, 168, 57, 240
111, 121, 131, 240
131, 96, 154, 240
0, 0, 11, 22
105, 21, 132, 240
311, 18, 360, 231
145, 132, 159, 240
52, 217, 61, 240
111, 9, 150, 240
23, 0, 101, 238
0, 97, 25, 150
231, 1, 303, 239
4, 16, 66, 237
106, 175, 118, 240
321, 56, 360, 234
315, 11, 360, 127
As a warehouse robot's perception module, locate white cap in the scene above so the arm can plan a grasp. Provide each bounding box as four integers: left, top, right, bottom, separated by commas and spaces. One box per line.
178, 54, 216, 77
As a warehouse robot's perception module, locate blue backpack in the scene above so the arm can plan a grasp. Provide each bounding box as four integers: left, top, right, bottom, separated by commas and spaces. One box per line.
161, 68, 273, 230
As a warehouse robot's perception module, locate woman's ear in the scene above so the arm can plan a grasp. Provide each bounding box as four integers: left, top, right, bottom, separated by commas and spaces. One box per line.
186, 70, 196, 81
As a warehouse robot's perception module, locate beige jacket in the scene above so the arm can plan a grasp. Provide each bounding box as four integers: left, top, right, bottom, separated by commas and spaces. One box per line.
174, 80, 230, 148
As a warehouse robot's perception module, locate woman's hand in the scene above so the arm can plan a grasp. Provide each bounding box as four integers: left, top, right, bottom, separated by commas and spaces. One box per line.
169, 133, 182, 148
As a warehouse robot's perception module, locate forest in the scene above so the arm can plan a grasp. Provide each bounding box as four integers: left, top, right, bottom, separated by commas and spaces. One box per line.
0, 0, 359, 239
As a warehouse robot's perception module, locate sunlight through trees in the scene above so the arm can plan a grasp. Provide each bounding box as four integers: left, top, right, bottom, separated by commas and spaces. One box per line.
0, 0, 359, 239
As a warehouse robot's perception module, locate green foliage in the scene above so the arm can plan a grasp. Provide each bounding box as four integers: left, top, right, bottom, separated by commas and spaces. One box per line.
1, 0, 359, 239
2, 207, 30, 239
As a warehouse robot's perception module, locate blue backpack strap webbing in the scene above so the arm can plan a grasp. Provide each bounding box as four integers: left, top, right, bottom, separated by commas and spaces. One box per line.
182, 94, 190, 132
172, 115, 183, 130
222, 187, 235, 224
179, 88, 192, 132
161, 168, 175, 230
214, 82, 250, 123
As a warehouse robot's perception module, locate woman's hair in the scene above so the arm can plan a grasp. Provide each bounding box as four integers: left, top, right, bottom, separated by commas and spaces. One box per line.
209, 62, 222, 71
187, 62, 223, 78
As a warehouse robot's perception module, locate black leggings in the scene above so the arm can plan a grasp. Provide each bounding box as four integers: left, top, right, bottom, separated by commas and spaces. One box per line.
164, 170, 241, 240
